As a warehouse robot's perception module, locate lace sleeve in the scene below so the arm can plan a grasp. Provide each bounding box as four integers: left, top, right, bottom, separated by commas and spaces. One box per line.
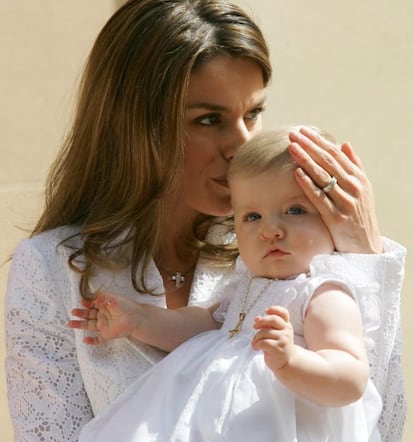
5, 238, 93, 441
338, 237, 407, 442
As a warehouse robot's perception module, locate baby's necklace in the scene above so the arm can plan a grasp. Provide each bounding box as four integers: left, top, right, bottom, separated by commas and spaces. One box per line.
228, 277, 273, 339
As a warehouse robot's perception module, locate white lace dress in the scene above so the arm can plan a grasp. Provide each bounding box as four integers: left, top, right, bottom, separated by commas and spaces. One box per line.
78, 255, 383, 442
4, 225, 406, 441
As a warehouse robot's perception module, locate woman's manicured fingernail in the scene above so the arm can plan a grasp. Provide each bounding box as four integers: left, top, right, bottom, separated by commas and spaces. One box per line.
295, 167, 305, 177
288, 142, 302, 157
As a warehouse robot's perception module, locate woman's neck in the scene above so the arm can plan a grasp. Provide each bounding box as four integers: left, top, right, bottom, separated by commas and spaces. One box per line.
157, 194, 211, 263
155, 199, 210, 308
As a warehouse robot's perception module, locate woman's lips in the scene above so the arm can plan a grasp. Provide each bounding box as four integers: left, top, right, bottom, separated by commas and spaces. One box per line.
212, 176, 229, 188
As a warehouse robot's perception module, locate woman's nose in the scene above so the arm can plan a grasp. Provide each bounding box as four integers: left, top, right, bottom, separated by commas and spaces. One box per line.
222, 120, 252, 160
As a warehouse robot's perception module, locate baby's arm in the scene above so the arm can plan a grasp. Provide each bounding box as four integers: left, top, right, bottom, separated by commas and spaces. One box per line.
252, 282, 369, 407
69, 291, 220, 352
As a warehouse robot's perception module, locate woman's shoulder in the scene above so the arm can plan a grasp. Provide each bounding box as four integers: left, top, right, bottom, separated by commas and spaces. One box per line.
7, 226, 82, 311
13, 225, 82, 261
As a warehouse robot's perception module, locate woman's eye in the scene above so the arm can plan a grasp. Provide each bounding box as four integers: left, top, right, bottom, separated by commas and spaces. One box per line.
245, 213, 261, 222
245, 106, 265, 121
286, 206, 306, 215
196, 114, 221, 126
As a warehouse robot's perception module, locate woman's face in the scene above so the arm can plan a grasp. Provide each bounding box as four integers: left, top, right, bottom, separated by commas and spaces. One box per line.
181, 55, 266, 217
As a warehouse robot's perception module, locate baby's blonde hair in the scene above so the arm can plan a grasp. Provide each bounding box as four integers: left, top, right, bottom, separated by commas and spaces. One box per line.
229, 126, 337, 181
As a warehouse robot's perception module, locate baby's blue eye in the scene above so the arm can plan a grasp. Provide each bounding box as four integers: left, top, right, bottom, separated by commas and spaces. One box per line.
245, 213, 261, 222
286, 206, 306, 215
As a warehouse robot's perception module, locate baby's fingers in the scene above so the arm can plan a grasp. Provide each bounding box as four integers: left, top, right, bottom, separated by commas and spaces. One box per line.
71, 307, 97, 320
254, 305, 290, 330
67, 319, 82, 329
67, 318, 98, 332
83, 335, 106, 345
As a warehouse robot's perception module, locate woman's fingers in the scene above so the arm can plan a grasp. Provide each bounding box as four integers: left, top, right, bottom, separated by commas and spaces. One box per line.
293, 166, 343, 216
340, 141, 364, 169
289, 129, 349, 187
289, 127, 375, 201
288, 127, 382, 253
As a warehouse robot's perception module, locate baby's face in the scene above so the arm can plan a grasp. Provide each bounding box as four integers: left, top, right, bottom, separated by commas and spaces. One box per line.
230, 167, 334, 279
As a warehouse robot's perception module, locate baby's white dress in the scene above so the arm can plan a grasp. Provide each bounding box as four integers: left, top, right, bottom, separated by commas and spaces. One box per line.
79, 254, 382, 442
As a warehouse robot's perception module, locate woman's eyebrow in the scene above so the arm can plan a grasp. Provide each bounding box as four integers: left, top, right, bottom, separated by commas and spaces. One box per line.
186, 102, 228, 111
186, 97, 266, 112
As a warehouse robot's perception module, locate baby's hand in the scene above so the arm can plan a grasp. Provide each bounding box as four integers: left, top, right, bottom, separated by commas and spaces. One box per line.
252, 305, 294, 372
68, 291, 142, 345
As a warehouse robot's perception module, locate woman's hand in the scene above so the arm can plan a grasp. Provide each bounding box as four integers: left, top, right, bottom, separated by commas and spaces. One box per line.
68, 291, 142, 345
288, 127, 382, 254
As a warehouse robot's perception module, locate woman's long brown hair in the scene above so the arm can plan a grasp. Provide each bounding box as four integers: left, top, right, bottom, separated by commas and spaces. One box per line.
32, 0, 272, 297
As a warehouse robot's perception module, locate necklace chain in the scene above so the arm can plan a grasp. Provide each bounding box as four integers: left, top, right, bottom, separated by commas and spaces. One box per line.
229, 277, 273, 339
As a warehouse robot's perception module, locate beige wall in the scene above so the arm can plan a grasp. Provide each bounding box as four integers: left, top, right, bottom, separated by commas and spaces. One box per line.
0, 1, 412, 440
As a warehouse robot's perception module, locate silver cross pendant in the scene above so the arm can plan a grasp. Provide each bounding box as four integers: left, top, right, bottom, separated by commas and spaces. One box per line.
171, 272, 185, 288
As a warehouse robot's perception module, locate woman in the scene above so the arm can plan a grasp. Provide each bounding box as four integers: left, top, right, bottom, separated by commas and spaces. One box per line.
4, 1, 405, 441
74, 128, 383, 441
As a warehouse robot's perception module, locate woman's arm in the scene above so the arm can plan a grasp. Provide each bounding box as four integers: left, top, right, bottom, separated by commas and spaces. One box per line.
288, 127, 382, 253
288, 126, 407, 434
5, 239, 93, 441
69, 291, 220, 352
253, 283, 369, 406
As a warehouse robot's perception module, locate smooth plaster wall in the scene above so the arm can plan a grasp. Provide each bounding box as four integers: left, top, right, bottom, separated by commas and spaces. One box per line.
1, 1, 412, 440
